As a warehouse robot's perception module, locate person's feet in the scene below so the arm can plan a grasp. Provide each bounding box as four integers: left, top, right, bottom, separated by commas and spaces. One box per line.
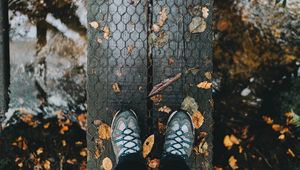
111, 110, 142, 162
163, 110, 195, 160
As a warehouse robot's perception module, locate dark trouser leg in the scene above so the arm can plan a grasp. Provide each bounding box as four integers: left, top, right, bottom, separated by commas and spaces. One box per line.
115, 153, 147, 170
159, 154, 190, 170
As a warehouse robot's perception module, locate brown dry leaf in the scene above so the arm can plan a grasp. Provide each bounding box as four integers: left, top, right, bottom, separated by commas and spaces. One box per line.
155, 32, 169, 47
36, 147, 44, 155
89, 21, 99, 29
102, 157, 113, 170
152, 24, 160, 32
230, 135, 240, 145
158, 106, 171, 114
287, 148, 295, 157
98, 123, 111, 140
228, 156, 238, 170
150, 94, 163, 104
43, 160, 51, 170
158, 121, 166, 134
143, 134, 155, 158
15, 136, 28, 150
189, 17, 206, 33
181, 96, 199, 113
75, 141, 83, 145
272, 124, 281, 132
148, 159, 160, 169
103, 26, 110, 40
202, 7, 209, 18
192, 111, 204, 129
262, 116, 274, 125
15, 157, 23, 168
205, 72, 212, 80
60, 124, 69, 134
194, 139, 209, 155
128, 45, 135, 55
112, 83, 121, 93
214, 166, 224, 170
197, 81, 212, 89
158, 7, 168, 27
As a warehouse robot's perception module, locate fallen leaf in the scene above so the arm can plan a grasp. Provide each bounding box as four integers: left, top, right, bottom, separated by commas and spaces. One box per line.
80, 148, 88, 157
43, 160, 51, 170
287, 148, 295, 157
214, 166, 224, 170
102, 157, 113, 170
239, 146, 243, 153
89, 21, 99, 29
127, 45, 135, 55
272, 124, 281, 132
143, 134, 155, 158
205, 72, 212, 80
62, 140, 67, 146
43, 122, 50, 129
98, 123, 111, 140
224, 135, 240, 150
192, 111, 204, 129
194, 139, 209, 155
152, 24, 160, 32
129, 0, 140, 6
262, 116, 273, 125
148, 73, 182, 96
217, 19, 229, 32
112, 83, 121, 93
186, 67, 200, 75
36, 147, 44, 155
150, 94, 163, 104
103, 26, 110, 40
158, 7, 168, 27
189, 17, 206, 33
158, 121, 166, 134
278, 134, 285, 140
67, 159, 77, 164
202, 7, 209, 18
228, 156, 238, 170
77, 113, 87, 131
197, 81, 212, 89
158, 106, 172, 114
155, 32, 169, 47
148, 159, 160, 169
181, 96, 199, 113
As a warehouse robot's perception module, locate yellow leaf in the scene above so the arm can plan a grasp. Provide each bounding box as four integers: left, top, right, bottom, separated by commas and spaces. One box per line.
43, 160, 51, 170
192, 111, 204, 129
197, 81, 212, 89
112, 83, 121, 93
36, 147, 44, 155
278, 134, 285, 141
80, 148, 87, 157
143, 134, 155, 158
224, 135, 240, 150
98, 123, 111, 140
102, 157, 113, 170
228, 156, 238, 170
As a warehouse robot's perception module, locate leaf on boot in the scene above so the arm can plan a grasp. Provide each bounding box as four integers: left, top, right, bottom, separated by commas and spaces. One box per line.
143, 134, 155, 158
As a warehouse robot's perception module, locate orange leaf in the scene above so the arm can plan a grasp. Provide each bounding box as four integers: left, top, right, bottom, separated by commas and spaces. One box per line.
192, 111, 204, 129
228, 156, 238, 170
158, 106, 171, 114
272, 124, 281, 132
112, 83, 121, 93
102, 157, 113, 170
143, 134, 155, 158
224, 135, 240, 150
43, 160, 51, 170
148, 159, 160, 169
197, 81, 212, 89
98, 123, 111, 140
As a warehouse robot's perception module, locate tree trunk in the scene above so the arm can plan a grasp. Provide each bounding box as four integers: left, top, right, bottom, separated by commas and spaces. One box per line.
0, 0, 10, 126
87, 0, 213, 169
